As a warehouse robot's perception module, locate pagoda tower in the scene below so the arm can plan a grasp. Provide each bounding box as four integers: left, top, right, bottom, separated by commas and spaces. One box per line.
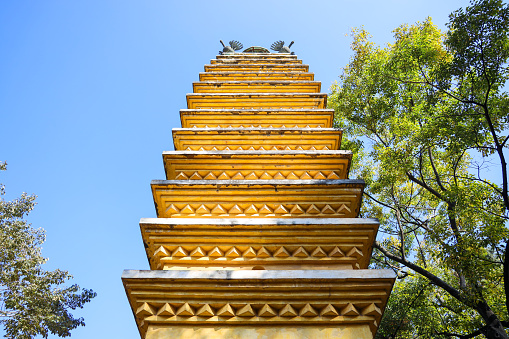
122, 43, 395, 339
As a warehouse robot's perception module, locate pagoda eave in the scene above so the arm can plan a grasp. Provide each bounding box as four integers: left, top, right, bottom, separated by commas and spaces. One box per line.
199, 72, 315, 81
140, 217, 379, 270
122, 269, 396, 339
186, 93, 327, 109
216, 53, 298, 59
172, 127, 341, 151
179, 108, 334, 128
211, 58, 303, 64
192, 81, 321, 93
162, 150, 352, 180
151, 179, 364, 219
204, 64, 310, 72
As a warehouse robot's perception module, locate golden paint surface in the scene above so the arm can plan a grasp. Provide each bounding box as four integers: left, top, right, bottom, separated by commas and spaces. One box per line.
146, 325, 373, 339
179, 109, 333, 128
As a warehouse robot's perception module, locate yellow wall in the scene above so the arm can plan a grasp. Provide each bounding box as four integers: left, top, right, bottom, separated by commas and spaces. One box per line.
146, 324, 373, 339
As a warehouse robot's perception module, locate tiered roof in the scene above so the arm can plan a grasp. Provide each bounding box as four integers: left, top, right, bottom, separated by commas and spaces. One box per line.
123, 50, 395, 339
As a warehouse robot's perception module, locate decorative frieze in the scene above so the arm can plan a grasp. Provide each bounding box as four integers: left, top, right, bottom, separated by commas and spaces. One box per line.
123, 270, 394, 338
172, 169, 342, 180
186, 93, 327, 109
193, 81, 321, 93
211, 57, 301, 64
151, 180, 364, 218
172, 127, 340, 151
203, 64, 309, 72
215, 54, 298, 60
141, 218, 377, 270
199, 71, 315, 81
179, 109, 333, 128
162, 151, 352, 180
136, 301, 382, 319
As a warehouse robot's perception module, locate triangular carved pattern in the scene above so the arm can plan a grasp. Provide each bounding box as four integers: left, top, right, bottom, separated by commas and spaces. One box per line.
196, 124, 323, 129
151, 245, 361, 260
135, 301, 382, 320
184, 145, 331, 151
175, 170, 343, 180
164, 203, 352, 217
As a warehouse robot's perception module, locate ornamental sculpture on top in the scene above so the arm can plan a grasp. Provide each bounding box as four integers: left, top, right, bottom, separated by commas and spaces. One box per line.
219, 40, 295, 55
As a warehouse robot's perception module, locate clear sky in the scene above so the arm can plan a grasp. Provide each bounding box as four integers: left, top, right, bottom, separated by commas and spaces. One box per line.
0, 1, 471, 338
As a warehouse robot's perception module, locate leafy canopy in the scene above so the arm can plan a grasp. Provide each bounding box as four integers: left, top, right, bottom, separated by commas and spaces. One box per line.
0, 162, 96, 339
329, 0, 509, 337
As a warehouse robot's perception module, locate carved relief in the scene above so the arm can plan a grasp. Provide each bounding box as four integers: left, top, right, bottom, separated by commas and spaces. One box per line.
174, 170, 342, 180
162, 202, 352, 218
183, 145, 332, 151
135, 301, 382, 320
151, 245, 362, 260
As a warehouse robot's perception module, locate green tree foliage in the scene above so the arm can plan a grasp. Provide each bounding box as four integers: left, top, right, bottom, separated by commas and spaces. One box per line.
329, 0, 509, 337
0, 162, 96, 338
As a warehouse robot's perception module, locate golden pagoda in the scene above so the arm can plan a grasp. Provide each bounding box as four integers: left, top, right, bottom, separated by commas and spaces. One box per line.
122, 41, 395, 339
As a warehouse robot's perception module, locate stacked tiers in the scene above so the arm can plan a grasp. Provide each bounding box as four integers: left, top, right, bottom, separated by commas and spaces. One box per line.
123, 52, 395, 339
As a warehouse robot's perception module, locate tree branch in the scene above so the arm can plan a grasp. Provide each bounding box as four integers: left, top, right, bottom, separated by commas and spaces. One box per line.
373, 241, 465, 303
428, 147, 447, 192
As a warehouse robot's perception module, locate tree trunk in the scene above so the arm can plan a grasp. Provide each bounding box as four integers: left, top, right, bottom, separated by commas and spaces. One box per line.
504, 240, 509, 316
476, 300, 508, 339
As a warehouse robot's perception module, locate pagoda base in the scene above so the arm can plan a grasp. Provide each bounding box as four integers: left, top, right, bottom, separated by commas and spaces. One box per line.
146, 324, 373, 339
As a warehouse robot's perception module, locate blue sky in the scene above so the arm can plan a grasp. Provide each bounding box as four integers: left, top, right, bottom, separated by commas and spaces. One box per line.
1, 1, 470, 338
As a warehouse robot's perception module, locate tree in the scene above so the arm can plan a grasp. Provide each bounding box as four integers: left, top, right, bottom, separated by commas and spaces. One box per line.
0, 162, 96, 339
329, 0, 509, 337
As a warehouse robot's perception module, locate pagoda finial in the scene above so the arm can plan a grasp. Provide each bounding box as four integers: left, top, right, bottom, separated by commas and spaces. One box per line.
219, 40, 243, 55
270, 40, 295, 54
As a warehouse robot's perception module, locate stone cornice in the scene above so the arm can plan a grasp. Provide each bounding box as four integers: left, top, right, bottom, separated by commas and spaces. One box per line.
122, 269, 396, 338
140, 217, 378, 270
204, 64, 309, 72
172, 127, 341, 151
179, 108, 334, 128
193, 81, 321, 93
151, 179, 364, 219
215, 54, 299, 60
199, 71, 315, 81
162, 150, 352, 180
186, 92, 327, 109
216, 53, 298, 59
211, 58, 303, 64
